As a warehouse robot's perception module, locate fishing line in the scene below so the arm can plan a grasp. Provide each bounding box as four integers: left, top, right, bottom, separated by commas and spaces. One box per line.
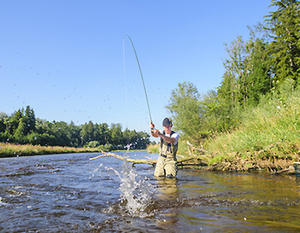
122, 35, 153, 124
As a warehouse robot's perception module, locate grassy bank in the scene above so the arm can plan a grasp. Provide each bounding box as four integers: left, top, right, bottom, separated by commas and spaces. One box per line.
205, 80, 300, 171
147, 143, 160, 153
0, 142, 101, 158
147, 80, 300, 173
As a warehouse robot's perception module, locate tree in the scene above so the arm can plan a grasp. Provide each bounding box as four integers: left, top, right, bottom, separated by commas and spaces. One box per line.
13, 118, 27, 142
80, 121, 95, 146
136, 131, 150, 149
242, 24, 272, 106
110, 123, 123, 148
265, 0, 300, 86
0, 112, 7, 133
217, 35, 247, 123
68, 121, 81, 147
217, 24, 273, 131
98, 123, 110, 145
166, 82, 203, 144
122, 128, 132, 146
5, 109, 23, 135
24, 106, 36, 135
199, 90, 223, 133
0, 107, 151, 149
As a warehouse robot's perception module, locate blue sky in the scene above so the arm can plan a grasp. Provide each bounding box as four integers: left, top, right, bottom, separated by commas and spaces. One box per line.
0, 0, 272, 135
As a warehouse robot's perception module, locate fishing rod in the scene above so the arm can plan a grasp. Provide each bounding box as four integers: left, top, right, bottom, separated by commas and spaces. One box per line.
122, 35, 153, 124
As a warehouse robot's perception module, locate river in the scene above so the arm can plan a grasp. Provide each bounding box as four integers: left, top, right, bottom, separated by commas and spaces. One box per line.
0, 151, 299, 232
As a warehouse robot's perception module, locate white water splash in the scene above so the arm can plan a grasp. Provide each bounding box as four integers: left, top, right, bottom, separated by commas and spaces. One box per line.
106, 150, 153, 218
119, 159, 153, 217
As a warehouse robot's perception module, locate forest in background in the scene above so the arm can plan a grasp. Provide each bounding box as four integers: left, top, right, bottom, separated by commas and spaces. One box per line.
0, 105, 150, 150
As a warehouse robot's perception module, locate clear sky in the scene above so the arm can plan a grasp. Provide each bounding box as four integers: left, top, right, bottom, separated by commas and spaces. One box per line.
0, 0, 273, 135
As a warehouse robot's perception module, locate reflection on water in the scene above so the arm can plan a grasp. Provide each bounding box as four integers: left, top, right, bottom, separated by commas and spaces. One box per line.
155, 178, 180, 229
154, 170, 300, 233
0, 152, 299, 232
156, 177, 179, 200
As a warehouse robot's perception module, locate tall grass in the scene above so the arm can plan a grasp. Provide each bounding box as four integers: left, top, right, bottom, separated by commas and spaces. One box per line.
206, 79, 300, 164
147, 143, 160, 153
0, 143, 101, 158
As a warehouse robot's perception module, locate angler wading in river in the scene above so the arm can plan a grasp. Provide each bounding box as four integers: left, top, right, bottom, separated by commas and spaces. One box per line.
150, 118, 180, 178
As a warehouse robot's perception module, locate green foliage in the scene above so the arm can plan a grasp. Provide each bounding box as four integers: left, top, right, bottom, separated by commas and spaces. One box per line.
104, 143, 114, 151
265, 0, 300, 85
110, 123, 123, 146
27, 132, 56, 146
0, 106, 150, 150
24, 106, 36, 134
166, 82, 203, 143
86, 141, 100, 148
0, 112, 7, 133
206, 79, 300, 161
166, 0, 300, 162
218, 24, 272, 110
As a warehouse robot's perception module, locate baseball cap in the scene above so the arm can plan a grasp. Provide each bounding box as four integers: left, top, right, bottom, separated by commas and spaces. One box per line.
162, 117, 172, 126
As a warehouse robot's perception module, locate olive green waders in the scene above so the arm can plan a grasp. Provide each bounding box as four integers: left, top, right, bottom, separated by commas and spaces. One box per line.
154, 130, 178, 178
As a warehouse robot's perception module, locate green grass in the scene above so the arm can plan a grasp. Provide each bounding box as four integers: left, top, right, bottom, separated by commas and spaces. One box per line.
205, 80, 300, 165
147, 143, 160, 153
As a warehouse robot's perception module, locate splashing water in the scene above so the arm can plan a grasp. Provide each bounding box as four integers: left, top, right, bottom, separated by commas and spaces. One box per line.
105, 150, 154, 218
119, 159, 153, 217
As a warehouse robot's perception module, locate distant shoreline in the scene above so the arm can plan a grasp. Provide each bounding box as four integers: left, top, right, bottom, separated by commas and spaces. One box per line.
0, 142, 104, 158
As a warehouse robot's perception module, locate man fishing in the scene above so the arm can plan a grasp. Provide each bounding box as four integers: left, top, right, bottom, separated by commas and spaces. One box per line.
150, 118, 180, 178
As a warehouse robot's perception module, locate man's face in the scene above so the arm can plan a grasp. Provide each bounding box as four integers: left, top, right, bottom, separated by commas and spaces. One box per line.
163, 125, 172, 134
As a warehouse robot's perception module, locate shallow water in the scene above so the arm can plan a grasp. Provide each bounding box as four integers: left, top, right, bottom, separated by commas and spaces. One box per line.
0, 151, 299, 232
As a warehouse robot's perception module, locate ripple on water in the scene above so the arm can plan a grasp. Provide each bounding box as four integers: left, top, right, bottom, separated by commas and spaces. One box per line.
0, 153, 300, 232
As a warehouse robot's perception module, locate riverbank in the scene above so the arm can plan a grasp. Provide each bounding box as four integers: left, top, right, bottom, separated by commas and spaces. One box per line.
148, 137, 299, 175
203, 81, 300, 174
0, 142, 102, 158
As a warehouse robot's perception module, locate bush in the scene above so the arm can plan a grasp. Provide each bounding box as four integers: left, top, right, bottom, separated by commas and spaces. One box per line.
86, 141, 100, 148
104, 143, 113, 151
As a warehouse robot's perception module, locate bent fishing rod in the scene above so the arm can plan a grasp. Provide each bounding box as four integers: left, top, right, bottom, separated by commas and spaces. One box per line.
122, 35, 153, 124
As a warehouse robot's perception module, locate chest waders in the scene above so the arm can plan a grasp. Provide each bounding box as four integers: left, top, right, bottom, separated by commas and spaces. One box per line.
154, 131, 178, 177
160, 131, 178, 160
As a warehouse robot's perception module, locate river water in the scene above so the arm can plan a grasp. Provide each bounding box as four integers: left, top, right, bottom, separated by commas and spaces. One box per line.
0, 151, 299, 232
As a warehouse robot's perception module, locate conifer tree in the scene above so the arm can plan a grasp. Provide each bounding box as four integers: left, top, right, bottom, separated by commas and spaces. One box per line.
0, 112, 7, 133
244, 24, 272, 105
24, 106, 36, 135
265, 0, 300, 86
5, 109, 23, 135
14, 118, 27, 142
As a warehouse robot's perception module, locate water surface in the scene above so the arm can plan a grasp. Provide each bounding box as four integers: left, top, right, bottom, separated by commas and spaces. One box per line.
0, 151, 299, 232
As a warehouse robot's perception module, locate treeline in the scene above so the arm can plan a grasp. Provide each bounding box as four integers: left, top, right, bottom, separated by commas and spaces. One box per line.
0, 106, 150, 150
167, 0, 300, 144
